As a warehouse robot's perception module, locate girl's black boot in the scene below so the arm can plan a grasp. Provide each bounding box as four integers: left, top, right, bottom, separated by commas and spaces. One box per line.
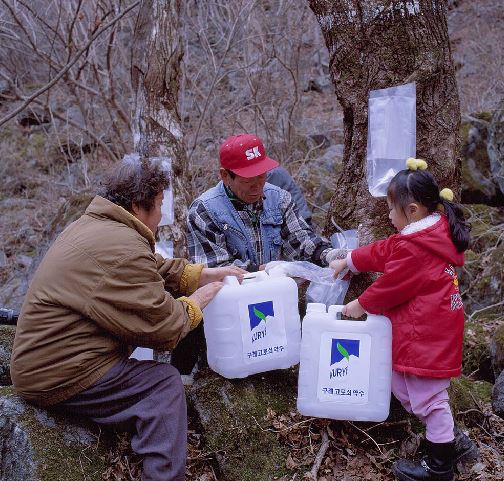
393, 440, 455, 481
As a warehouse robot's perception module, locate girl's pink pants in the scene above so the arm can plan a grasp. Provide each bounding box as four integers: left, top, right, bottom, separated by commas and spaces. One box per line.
392, 371, 455, 443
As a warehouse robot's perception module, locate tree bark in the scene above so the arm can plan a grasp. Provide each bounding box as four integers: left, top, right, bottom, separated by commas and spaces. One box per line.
131, 0, 189, 258
131, 0, 188, 363
308, 0, 461, 245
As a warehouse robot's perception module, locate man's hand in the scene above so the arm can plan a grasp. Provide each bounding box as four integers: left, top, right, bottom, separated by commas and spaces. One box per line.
325, 248, 347, 263
199, 266, 246, 286
189, 281, 224, 309
342, 299, 365, 318
330, 258, 348, 278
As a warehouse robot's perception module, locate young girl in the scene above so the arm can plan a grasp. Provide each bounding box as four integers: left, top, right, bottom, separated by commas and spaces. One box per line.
330, 158, 475, 481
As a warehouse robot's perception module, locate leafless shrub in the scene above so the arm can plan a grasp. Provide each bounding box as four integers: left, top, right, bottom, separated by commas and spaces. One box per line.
0, 0, 138, 163
179, 0, 338, 197
448, 1, 504, 114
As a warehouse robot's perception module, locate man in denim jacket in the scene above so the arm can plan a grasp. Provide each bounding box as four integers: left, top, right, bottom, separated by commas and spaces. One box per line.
174, 134, 344, 378
187, 133, 340, 272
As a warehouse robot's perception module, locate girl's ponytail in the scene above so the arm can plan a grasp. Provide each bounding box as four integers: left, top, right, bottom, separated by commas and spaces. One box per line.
439, 196, 471, 252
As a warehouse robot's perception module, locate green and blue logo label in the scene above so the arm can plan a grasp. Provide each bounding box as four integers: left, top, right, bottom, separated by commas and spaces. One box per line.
330, 339, 360, 379
248, 301, 274, 330
248, 301, 274, 343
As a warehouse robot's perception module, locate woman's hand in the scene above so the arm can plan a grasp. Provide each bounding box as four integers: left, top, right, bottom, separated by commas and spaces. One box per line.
330, 258, 348, 279
342, 299, 365, 318
188, 282, 224, 310
199, 266, 246, 287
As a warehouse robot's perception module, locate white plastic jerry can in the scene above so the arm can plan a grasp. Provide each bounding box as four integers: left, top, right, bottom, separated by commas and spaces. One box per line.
203, 271, 301, 379
297, 303, 392, 422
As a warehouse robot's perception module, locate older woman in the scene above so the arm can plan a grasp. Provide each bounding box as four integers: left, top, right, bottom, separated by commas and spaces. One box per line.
10, 156, 244, 481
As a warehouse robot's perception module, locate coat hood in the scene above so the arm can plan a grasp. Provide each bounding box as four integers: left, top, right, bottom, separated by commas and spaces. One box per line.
402, 215, 464, 267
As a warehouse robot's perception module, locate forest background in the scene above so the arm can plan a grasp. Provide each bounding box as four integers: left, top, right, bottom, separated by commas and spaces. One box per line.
0, 1, 503, 480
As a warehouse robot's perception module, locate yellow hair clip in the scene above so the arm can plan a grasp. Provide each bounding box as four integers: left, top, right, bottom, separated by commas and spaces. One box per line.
406, 158, 428, 171
439, 188, 454, 202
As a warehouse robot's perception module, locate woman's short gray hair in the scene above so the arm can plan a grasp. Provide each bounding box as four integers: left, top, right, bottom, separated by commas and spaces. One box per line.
102, 154, 170, 212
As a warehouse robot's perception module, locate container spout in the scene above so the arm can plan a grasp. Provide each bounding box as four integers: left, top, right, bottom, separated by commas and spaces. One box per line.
306, 303, 326, 313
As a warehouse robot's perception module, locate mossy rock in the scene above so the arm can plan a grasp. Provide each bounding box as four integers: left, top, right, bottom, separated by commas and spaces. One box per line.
463, 321, 493, 381
0, 388, 113, 481
189, 367, 298, 481
449, 376, 493, 413
492, 370, 504, 419
490, 323, 504, 378
0, 326, 15, 386
474, 111, 493, 122
461, 205, 504, 314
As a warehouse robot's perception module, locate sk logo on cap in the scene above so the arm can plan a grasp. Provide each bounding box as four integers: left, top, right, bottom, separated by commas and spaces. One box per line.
245, 146, 261, 160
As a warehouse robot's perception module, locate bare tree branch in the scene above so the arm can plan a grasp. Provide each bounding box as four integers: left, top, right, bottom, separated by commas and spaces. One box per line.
0, 0, 140, 127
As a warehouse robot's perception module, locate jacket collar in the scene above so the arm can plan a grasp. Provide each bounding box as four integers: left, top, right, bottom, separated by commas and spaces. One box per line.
223, 183, 265, 210
400, 213, 441, 235
85, 195, 156, 250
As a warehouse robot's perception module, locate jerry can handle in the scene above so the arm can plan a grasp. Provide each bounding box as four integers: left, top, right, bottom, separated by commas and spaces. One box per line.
328, 305, 344, 316
328, 304, 370, 320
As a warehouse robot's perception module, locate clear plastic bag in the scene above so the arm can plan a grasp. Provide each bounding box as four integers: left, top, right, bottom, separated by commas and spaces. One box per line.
159, 158, 174, 226
367, 82, 416, 197
265, 228, 358, 307
265, 261, 348, 307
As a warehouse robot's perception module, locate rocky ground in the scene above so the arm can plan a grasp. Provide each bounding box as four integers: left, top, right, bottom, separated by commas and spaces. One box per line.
0, 0, 503, 480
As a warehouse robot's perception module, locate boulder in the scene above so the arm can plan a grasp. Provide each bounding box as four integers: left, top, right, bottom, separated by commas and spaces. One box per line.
487, 98, 504, 197
0, 326, 15, 386
490, 324, 504, 379
17, 108, 50, 127
460, 113, 504, 206
188, 367, 298, 481
492, 370, 504, 419
462, 320, 493, 381
0, 388, 110, 481
0, 250, 7, 268
459, 205, 504, 314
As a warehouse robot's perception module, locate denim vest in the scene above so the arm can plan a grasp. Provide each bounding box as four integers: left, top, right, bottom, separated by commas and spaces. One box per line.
198, 181, 284, 264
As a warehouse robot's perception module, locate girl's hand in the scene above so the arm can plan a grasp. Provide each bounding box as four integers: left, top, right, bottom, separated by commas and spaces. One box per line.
199, 266, 246, 286
189, 281, 224, 309
330, 258, 348, 279
342, 299, 365, 318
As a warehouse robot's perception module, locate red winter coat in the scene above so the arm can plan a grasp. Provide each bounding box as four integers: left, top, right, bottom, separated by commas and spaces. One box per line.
351, 215, 465, 378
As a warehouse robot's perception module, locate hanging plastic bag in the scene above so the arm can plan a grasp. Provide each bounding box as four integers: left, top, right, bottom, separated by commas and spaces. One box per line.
159, 158, 174, 226
367, 82, 416, 197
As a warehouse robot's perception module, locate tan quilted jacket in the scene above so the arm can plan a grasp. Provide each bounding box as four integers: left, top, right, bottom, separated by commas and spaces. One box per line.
11, 196, 203, 406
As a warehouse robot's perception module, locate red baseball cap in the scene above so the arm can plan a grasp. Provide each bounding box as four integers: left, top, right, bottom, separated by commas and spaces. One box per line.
219, 134, 279, 178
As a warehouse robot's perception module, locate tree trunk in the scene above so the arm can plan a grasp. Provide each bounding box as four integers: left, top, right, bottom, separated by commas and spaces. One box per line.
308, 0, 461, 245
131, 0, 188, 363
131, 0, 189, 258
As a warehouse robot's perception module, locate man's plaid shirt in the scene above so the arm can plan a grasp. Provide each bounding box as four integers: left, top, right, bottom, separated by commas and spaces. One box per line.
187, 184, 332, 271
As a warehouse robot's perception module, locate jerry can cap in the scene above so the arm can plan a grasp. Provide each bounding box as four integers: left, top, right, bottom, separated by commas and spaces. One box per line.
306, 303, 326, 313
